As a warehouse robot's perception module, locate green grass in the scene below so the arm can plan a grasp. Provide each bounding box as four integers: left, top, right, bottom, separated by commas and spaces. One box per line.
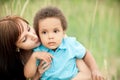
0, 0, 120, 80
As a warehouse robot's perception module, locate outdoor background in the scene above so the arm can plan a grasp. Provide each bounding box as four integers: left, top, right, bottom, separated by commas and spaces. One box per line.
0, 0, 120, 80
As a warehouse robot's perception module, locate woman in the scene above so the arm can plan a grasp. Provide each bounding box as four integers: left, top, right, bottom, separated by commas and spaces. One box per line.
0, 15, 52, 80
0, 15, 91, 80
0, 16, 26, 79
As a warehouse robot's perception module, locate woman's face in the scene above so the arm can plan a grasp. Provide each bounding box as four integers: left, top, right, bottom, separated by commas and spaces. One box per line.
16, 20, 40, 50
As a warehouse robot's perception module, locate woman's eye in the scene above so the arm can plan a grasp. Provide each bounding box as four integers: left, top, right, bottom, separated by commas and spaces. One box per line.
22, 37, 26, 42
28, 27, 30, 31
27, 26, 30, 31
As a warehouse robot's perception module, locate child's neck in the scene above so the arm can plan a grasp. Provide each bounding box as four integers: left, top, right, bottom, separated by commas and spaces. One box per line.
52, 48, 57, 52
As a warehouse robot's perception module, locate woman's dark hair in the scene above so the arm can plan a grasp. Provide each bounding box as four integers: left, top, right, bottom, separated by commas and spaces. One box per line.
34, 6, 67, 37
0, 15, 27, 79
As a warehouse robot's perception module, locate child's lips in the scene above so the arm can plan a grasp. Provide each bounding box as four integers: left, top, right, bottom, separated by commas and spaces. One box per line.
48, 42, 56, 46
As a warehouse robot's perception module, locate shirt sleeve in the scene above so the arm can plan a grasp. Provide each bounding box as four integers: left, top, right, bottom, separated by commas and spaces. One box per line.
68, 37, 86, 59
75, 40, 86, 59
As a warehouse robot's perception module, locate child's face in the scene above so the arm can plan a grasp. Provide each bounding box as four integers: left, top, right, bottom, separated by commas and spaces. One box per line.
38, 17, 65, 50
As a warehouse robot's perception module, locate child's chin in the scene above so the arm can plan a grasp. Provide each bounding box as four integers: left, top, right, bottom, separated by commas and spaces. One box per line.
48, 46, 57, 50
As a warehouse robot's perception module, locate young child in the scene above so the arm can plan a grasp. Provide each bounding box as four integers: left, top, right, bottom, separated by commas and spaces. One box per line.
25, 6, 104, 80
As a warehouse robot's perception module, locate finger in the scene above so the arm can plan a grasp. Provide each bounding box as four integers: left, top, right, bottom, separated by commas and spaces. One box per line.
39, 60, 50, 69
91, 74, 94, 80
42, 62, 50, 69
38, 62, 50, 74
96, 75, 101, 80
43, 64, 50, 71
40, 61, 48, 66
45, 56, 52, 63
92, 75, 96, 80
49, 54, 53, 58
102, 76, 105, 80
42, 54, 53, 63
44, 52, 53, 58
38, 60, 45, 68
40, 60, 45, 65
96, 76, 99, 80
96, 73, 103, 80
100, 76, 105, 80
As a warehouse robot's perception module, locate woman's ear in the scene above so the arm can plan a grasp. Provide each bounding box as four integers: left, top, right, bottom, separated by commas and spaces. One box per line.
16, 48, 20, 52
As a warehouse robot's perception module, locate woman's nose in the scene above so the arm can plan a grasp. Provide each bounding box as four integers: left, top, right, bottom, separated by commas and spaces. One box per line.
28, 32, 38, 41
32, 35, 38, 41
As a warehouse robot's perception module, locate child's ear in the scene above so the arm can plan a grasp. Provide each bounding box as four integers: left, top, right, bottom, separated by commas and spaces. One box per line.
63, 31, 67, 37
64, 34, 67, 37
63, 30, 66, 35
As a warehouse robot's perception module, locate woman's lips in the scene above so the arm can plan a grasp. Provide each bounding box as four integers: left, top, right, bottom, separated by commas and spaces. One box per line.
35, 38, 40, 43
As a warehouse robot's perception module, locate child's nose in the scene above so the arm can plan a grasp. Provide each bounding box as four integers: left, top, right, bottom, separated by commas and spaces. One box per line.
48, 33, 54, 39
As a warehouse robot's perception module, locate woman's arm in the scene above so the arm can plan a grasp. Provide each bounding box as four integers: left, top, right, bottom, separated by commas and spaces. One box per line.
24, 52, 52, 78
72, 59, 91, 80
31, 60, 51, 80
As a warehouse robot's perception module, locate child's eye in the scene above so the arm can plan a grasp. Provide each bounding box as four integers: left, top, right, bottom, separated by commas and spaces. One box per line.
54, 30, 59, 33
42, 31, 47, 34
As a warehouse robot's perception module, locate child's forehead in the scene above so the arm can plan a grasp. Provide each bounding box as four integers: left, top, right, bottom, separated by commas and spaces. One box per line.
39, 17, 61, 24
38, 17, 64, 31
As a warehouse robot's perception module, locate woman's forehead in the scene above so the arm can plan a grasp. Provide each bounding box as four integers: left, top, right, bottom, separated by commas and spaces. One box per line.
18, 19, 28, 33
16, 20, 28, 43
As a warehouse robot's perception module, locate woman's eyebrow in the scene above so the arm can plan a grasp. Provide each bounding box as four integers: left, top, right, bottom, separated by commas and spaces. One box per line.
17, 29, 26, 43
17, 22, 28, 43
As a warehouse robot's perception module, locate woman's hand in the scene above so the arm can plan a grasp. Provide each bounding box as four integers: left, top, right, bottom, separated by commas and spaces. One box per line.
31, 60, 51, 80
38, 60, 51, 76
33, 51, 53, 63
24, 52, 53, 78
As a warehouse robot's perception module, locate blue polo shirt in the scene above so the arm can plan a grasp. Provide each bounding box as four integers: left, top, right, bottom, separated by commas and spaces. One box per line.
34, 37, 86, 80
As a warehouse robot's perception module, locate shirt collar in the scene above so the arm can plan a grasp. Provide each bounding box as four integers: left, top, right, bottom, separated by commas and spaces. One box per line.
58, 38, 66, 50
